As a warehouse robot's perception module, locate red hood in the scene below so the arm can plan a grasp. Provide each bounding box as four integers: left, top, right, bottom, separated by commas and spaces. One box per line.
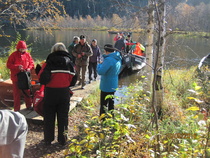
16, 41, 27, 50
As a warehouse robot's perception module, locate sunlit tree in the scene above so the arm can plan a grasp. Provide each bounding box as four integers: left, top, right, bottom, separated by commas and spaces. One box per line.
0, 0, 65, 28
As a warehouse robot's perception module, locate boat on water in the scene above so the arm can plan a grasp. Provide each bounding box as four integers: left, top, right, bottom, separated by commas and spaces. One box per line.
0, 69, 40, 107
120, 42, 146, 73
120, 52, 146, 73
108, 30, 132, 35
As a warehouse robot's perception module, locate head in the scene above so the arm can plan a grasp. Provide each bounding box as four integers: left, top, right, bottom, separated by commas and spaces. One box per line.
51, 42, 68, 53
104, 44, 115, 54
73, 36, 80, 44
16, 41, 27, 53
80, 35, 86, 45
91, 39, 97, 47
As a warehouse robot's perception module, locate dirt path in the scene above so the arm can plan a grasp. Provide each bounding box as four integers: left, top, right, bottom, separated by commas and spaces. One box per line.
24, 81, 99, 158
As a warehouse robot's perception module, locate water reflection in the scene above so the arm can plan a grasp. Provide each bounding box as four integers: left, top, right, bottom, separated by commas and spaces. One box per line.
0, 29, 210, 86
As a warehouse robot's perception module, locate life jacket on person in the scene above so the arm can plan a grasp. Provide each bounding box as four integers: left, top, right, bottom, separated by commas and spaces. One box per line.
132, 42, 144, 56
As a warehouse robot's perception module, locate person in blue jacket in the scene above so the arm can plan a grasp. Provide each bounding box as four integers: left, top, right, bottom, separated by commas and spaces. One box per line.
97, 44, 122, 116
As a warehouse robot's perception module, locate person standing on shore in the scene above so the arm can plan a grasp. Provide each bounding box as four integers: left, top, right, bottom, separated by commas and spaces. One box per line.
72, 35, 93, 89
97, 44, 122, 116
38, 42, 76, 146
68, 36, 80, 64
6, 40, 34, 112
88, 39, 101, 83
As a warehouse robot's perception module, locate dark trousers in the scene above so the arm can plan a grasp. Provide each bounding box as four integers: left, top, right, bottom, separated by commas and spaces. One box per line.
43, 87, 70, 144
100, 91, 115, 115
88, 62, 97, 80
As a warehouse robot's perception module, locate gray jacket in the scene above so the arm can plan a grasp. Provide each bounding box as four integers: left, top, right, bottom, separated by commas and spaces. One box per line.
72, 42, 93, 66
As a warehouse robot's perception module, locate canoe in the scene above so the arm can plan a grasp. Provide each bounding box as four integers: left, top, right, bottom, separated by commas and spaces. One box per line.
0, 69, 40, 107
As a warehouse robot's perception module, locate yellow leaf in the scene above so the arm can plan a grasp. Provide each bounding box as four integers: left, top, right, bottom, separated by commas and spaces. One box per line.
186, 106, 199, 111
99, 133, 105, 139
99, 113, 106, 120
187, 97, 196, 100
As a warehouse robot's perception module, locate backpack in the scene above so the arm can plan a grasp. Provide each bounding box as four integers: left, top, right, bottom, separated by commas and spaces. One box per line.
17, 71, 31, 90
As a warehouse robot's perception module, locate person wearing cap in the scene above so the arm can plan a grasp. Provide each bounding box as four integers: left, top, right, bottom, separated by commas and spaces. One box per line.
6, 40, 34, 112
97, 44, 122, 116
88, 39, 101, 83
72, 35, 93, 89
0, 110, 28, 158
68, 36, 80, 64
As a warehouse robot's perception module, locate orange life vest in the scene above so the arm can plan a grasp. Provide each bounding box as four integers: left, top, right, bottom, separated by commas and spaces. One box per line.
132, 43, 144, 56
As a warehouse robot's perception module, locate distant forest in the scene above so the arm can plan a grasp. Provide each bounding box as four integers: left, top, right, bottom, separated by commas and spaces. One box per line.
62, 0, 209, 18
1, 0, 210, 32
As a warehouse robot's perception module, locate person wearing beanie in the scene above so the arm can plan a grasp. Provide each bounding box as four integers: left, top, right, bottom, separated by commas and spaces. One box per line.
72, 35, 93, 89
68, 36, 80, 64
88, 39, 101, 83
97, 44, 122, 116
6, 40, 34, 112
38, 42, 76, 146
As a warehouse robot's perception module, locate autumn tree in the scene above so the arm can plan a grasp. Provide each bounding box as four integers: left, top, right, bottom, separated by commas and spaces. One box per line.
0, 0, 65, 28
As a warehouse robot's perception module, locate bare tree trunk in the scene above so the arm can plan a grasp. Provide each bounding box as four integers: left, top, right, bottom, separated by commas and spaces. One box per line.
154, 0, 166, 118
147, 0, 166, 157
145, 0, 155, 88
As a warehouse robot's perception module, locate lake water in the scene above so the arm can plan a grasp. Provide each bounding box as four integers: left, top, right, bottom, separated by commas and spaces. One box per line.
1, 29, 210, 87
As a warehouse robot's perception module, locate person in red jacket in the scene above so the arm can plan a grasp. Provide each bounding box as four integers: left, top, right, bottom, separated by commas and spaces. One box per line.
38, 42, 76, 146
6, 41, 34, 112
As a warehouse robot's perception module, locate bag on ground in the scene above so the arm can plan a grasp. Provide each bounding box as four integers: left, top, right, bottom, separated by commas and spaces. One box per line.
33, 85, 45, 116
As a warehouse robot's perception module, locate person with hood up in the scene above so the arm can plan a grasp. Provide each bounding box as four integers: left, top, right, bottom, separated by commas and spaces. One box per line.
38, 42, 76, 146
97, 44, 122, 116
0, 110, 28, 158
6, 40, 34, 112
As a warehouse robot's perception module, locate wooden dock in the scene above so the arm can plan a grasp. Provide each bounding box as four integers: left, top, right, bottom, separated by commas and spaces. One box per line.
19, 81, 99, 121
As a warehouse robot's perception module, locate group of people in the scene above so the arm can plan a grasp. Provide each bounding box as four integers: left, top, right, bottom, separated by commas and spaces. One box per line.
113, 32, 145, 56
1, 34, 122, 157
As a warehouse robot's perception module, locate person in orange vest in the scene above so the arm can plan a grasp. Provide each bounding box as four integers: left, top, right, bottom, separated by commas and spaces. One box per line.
132, 42, 145, 56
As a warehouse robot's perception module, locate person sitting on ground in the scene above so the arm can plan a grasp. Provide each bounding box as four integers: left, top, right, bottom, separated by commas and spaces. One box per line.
68, 36, 80, 64
6, 40, 34, 112
0, 110, 28, 158
97, 44, 122, 116
88, 39, 101, 83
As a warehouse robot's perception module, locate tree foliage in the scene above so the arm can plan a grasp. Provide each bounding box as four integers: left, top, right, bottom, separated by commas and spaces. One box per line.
0, 0, 65, 28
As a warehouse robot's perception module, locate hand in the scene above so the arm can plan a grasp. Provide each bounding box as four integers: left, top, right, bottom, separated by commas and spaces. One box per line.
18, 65, 23, 71
82, 52, 85, 56
78, 54, 82, 58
